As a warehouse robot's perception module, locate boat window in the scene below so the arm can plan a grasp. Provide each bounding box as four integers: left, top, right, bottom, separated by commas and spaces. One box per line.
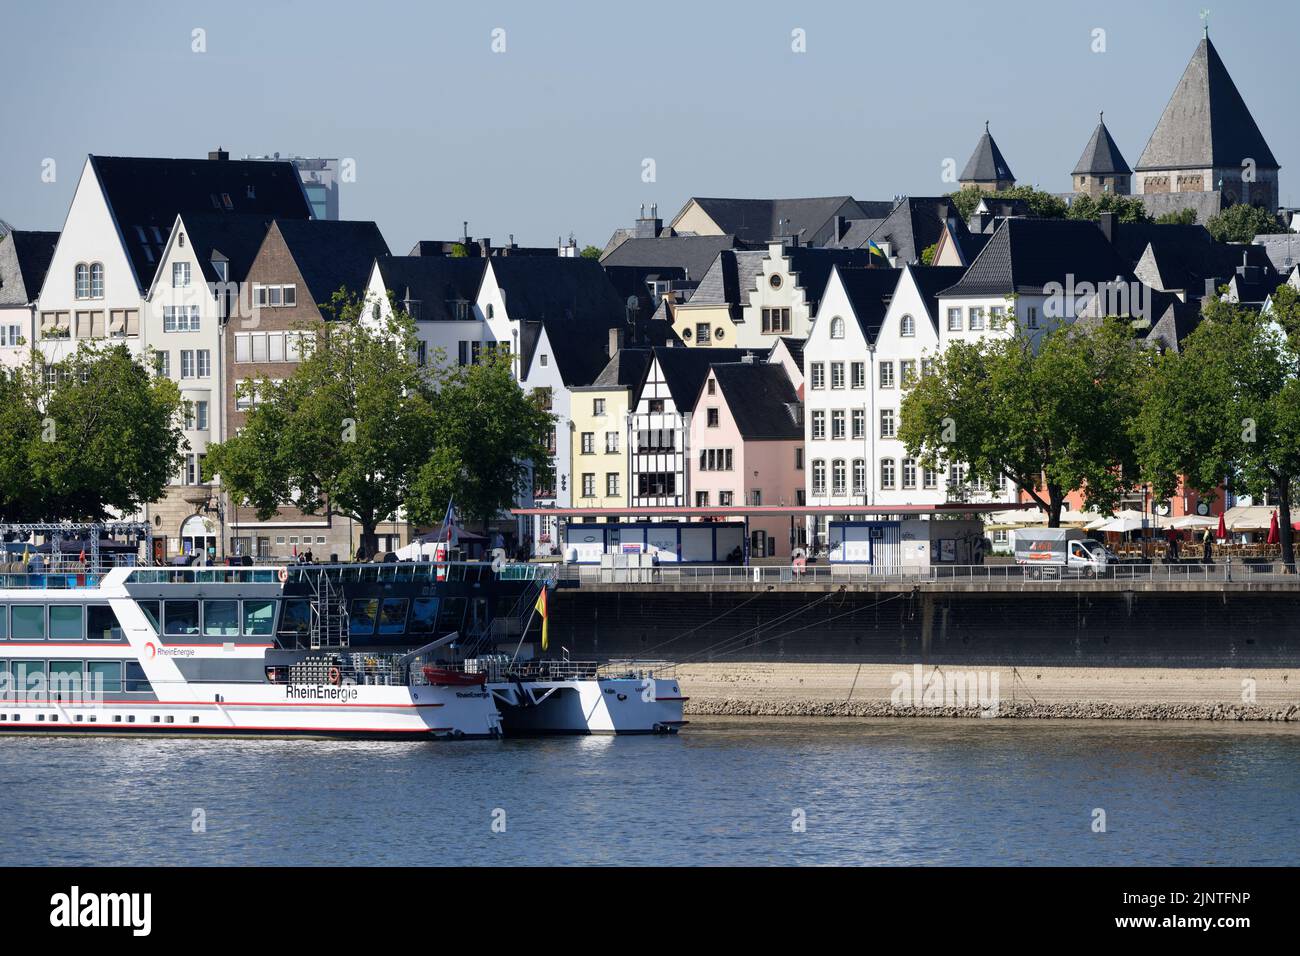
378, 599, 408, 635
0, 605, 7, 639
409, 598, 439, 635
86, 604, 124, 641
243, 600, 276, 637
87, 660, 122, 694
164, 601, 200, 637
438, 597, 467, 634
349, 599, 378, 636
203, 600, 240, 638
123, 661, 151, 693
13, 660, 44, 696
49, 605, 84, 641
138, 600, 161, 633
49, 660, 83, 696
277, 600, 311, 638
11, 606, 45, 641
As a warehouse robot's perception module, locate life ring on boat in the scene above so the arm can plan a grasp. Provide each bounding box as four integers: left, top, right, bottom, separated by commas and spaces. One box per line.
327, 666, 341, 686
277, 566, 289, 582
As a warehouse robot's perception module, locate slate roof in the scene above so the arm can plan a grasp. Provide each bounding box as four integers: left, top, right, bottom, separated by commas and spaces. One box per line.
959, 126, 1015, 184
825, 217, 886, 249
178, 214, 274, 286
650, 346, 759, 409
0, 230, 59, 306
490, 257, 630, 387
598, 235, 747, 281
1135, 36, 1278, 171
708, 363, 802, 440
89, 154, 312, 291
939, 218, 1134, 297
782, 247, 883, 313
685, 249, 768, 319
1251, 234, 1300, 273
772, 336, 805, 370
674, 197, 868, 245
1073, 115, 1131, 175
905, 265, 969, 329
589, 346, 654, 396
1114, 220, 1276, 292
1145, 299, 1203, 352
832, 266, 903, 341
272, 219, 391, 308
602, 264, 688, 320
862, 197, 967, 264
374, 256, 487, 321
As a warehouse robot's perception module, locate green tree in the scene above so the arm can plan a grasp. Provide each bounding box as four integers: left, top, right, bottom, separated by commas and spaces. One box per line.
900, 317, 1149, 526
1135, 284, 1300, 568
1155, 207, 1198, 226
407, 350, 555, 533
1205, 204, 1288, 243
948, 185, 1070, 222
204, 291, 436, 558
1066, 192, 1152, 224
450, 243, 469, 258
920, 243, 937, 265
580, 245, 602, 260
0, 344, 186, 521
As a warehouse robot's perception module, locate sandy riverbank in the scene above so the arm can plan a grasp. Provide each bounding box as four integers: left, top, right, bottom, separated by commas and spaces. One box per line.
673, 662, 1300, 720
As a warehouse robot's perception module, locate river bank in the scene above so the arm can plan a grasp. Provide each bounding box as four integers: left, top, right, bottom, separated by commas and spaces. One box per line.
674, 663, 1300, 720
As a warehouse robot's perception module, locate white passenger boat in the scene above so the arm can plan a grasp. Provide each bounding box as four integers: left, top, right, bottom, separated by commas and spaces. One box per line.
0, 548, 685, 739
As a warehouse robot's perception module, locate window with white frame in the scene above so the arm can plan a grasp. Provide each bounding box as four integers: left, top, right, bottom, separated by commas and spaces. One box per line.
900, 359, 916, 387
851, 408, 865, 439
196, 350, 210, 377
879, 361, 895, 388
830, 317, 845, 339
172, 262, 191, 288
180, 350, 195, 378
831, 459, 847, 496
811, 410, 825, 440
581, 473, 595, 498
811, 460, 826, 495
163, 306, 200, 332
880, 408, 896, 438
902, 458, 917, 489
880, 458, 896, 489
605, 432, 619, 453
851, 361, 865, 389
0, 324, 22, 347
810, 362, 825, 389
852, 458, 866, 495
989, 305, 1006, 329
90, 263, 103, 298
901, 314, 916, 336
154, 350, 170, 377
830, 362, 845, 389
923, 466, 939, 489
947, 307, 961, 331
1026, 306, 1039, 329
607, 473, 619, 497
968, 307, 984, 330
831, 410, 845, 440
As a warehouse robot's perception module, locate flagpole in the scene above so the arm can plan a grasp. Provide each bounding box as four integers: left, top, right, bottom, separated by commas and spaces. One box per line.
510, 600, 541, 666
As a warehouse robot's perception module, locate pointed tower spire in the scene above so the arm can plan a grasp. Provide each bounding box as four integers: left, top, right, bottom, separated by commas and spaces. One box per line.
959, 124, 1015, 191
1073, 112, 1131, 196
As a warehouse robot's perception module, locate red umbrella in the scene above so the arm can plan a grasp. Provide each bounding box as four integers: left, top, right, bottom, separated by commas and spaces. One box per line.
1268, 511, 1280, 545
1216, 512, 1227, 541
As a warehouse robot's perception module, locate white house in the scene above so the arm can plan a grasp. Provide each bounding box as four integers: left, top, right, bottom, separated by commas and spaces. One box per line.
0, 230, 58, 371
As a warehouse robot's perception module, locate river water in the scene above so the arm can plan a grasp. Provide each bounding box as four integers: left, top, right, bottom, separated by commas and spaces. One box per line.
2, 719, 1297, 866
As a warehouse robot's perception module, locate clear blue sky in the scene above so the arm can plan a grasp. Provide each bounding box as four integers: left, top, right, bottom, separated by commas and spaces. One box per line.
2, 0, 1296, 253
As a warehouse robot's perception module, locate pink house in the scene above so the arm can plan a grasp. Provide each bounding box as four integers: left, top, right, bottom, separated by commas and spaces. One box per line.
689, 360, 805, 558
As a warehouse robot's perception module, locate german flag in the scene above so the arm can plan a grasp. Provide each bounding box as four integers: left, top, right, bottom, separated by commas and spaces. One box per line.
534, 586, 549, 651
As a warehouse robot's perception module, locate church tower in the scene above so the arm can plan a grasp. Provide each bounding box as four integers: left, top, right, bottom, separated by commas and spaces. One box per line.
1134, 26, 1279, 210
959, 123, 1016, 192
1072, 112, 1131, 196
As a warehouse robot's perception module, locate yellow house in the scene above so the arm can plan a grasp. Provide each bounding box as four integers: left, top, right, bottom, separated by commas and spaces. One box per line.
569, 349, 653, 510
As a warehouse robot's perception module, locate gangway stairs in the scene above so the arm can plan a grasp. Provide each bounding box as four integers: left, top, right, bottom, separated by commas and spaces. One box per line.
308, 569, 349, 650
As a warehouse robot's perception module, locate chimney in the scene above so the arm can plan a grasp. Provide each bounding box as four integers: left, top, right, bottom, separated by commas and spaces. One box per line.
833, 215, 846, 241
1099, 211, 1117, 244
608, 327, 624, 358
478, 237, 492, 257
740, 351, 755, 364
208, 148, 229, 161
635, 203, 663, 239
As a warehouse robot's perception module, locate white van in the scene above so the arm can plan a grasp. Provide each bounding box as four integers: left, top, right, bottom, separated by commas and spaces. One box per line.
1012, 528, 1110, 579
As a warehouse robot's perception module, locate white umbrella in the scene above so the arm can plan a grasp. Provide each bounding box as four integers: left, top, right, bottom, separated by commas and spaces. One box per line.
1171, 515, 1217, 530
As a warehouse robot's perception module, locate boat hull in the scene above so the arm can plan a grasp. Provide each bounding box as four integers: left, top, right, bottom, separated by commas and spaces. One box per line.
489, 676, 687, 735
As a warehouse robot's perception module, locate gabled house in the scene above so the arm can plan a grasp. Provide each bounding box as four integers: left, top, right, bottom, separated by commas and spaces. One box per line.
689, 360, 804, 558
629, 346, 758, 509
569, 345, 654, 520
0, 230, 58, 369
36, 151, 311, 372
852, 197, 968, 266
669, 249, 766, 348
359, 255, 489, 369
221, 218, 391, 561
766, 337, 805, 398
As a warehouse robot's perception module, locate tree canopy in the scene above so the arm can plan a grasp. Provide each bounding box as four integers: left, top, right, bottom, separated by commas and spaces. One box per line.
0, 344, 186, 522
1134, 284, 1300, 566
205, 290, 555, 554
948, 186, 1152, 227
899, 317, 1151, 525
1205, 204, 1289, 243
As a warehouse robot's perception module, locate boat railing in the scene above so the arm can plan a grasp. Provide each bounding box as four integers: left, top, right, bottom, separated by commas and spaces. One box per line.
598, 659, 676, 679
